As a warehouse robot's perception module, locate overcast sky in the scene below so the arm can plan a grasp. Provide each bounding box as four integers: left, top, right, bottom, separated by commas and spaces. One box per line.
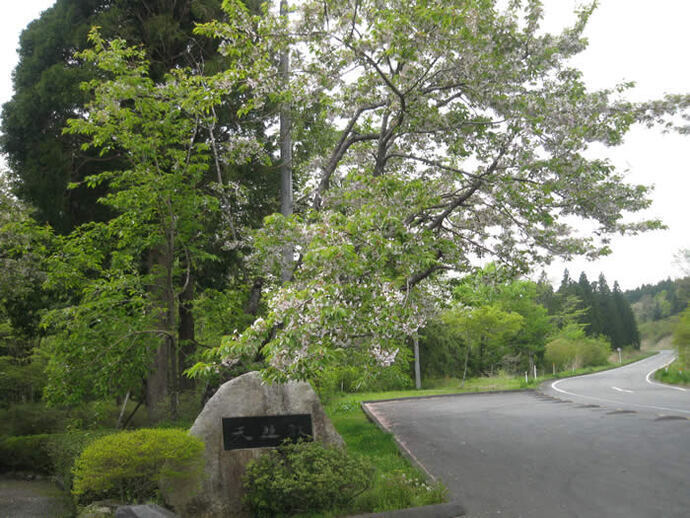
1, 1, 688, 290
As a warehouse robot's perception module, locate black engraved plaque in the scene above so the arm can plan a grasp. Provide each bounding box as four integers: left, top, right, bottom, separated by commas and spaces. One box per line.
222, 414, 313, 450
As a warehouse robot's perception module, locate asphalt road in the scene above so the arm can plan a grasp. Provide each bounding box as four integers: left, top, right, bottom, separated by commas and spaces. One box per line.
542, 350, 689, 416
365, 353, 690, 518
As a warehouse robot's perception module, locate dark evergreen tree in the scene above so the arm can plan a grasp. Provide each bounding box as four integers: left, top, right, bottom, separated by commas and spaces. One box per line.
613, 281, 640, 349
1, 0, 227, 232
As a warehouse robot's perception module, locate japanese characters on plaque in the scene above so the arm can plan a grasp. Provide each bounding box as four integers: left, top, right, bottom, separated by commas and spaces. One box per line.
221, 414, 313, 450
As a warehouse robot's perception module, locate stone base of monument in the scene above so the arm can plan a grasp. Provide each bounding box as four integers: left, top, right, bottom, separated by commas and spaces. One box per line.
164, 371, 343, 517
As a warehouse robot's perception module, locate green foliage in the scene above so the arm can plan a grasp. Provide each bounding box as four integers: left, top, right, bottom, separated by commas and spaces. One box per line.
190, 0, 690, 383
47, 430, 114, 490
1, 0, 226, 232
555, 271, 640, 349
314, 361, 413, 400
41, 28, 235, 408
243, 440, 374, 517
355, 471, 447, 513
627, 276, 690, 323
0, 355, 45, 406
0, 403, 71, 437
71, 428, 204, 504
0, 434, 54, 473
0, 429, 113, 485
654, 359, 690, 386
418, 319, 466, 379
545, 325, 610, 371
0, 399, 146, 439
673, 307, 690, 369
443, 303, 524, 380
326, 394, 447, 514
637, 315, 679, 347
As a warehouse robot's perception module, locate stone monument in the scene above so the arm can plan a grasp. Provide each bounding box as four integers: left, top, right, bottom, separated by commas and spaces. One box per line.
165, 371, 343, 517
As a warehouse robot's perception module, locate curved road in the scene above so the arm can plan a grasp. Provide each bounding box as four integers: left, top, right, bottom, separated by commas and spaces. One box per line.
365, 352, 690, 517
542, 350, 689, 416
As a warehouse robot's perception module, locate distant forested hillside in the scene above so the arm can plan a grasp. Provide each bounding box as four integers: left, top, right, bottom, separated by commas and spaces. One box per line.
624, 277, 690, 323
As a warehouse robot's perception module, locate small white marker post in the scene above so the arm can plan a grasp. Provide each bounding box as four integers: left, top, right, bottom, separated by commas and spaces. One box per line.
525, 372, 528, 384
617, 347, 622, 365
534, 364, 537, 380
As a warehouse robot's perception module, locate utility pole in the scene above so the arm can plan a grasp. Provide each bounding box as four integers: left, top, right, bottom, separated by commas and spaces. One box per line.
279, 0, 293, 283
413, 335, 421, 389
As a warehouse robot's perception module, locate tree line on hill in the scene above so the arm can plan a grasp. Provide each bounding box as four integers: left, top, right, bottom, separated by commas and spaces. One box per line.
624, 277, 690, 323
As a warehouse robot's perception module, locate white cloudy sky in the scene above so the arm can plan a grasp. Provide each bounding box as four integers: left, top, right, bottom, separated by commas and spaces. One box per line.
1, 1, 689, 290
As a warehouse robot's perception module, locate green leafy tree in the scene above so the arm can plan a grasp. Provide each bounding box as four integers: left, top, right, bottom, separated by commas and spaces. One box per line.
443, 304, 523, 385
452, 265, 552, 373
41, 30, 247, 418
613, 281, 640, 349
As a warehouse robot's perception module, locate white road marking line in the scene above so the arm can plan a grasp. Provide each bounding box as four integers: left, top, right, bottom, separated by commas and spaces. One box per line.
612, 386, 634, 393
645, 354, 687, 392
550, 378, 690, 415
550, 351, 690, 414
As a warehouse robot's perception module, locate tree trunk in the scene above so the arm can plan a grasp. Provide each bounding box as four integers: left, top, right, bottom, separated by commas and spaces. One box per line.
245, 278, 263, 316
146, 339, 169, 422
413, 334, 421, 390
279, 0, 293, 283
165, 235, 179, 421
178, 271, 195, 390
462, 344, 470, 388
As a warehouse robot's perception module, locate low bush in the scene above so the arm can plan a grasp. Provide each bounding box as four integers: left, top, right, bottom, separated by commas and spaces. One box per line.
0, 398, 148, 438
0, 403, 69, 437
545, 325, 610, 371
0, 434, 54, 473
243, 440, 374, 517
71, 428, 204, 505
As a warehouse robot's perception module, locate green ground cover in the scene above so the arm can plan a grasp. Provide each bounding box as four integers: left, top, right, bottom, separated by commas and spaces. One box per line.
654, 359, 690, 386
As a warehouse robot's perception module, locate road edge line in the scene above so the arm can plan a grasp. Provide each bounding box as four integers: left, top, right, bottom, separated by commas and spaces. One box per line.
645, 354, 687, 392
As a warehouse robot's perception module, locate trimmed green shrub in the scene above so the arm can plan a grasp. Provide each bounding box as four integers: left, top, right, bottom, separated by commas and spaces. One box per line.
243, 440, 373, 517
0, 434, 54, 473
71, 428, 204, 504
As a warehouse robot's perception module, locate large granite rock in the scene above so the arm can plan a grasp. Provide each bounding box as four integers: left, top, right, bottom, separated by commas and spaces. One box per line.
166, 371, 343, 517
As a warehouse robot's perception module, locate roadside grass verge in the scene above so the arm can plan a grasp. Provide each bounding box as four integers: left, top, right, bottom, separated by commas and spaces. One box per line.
654, 358, 690, 386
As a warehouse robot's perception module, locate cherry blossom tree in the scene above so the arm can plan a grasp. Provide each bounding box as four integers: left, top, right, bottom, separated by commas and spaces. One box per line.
188, 0, 689, 382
